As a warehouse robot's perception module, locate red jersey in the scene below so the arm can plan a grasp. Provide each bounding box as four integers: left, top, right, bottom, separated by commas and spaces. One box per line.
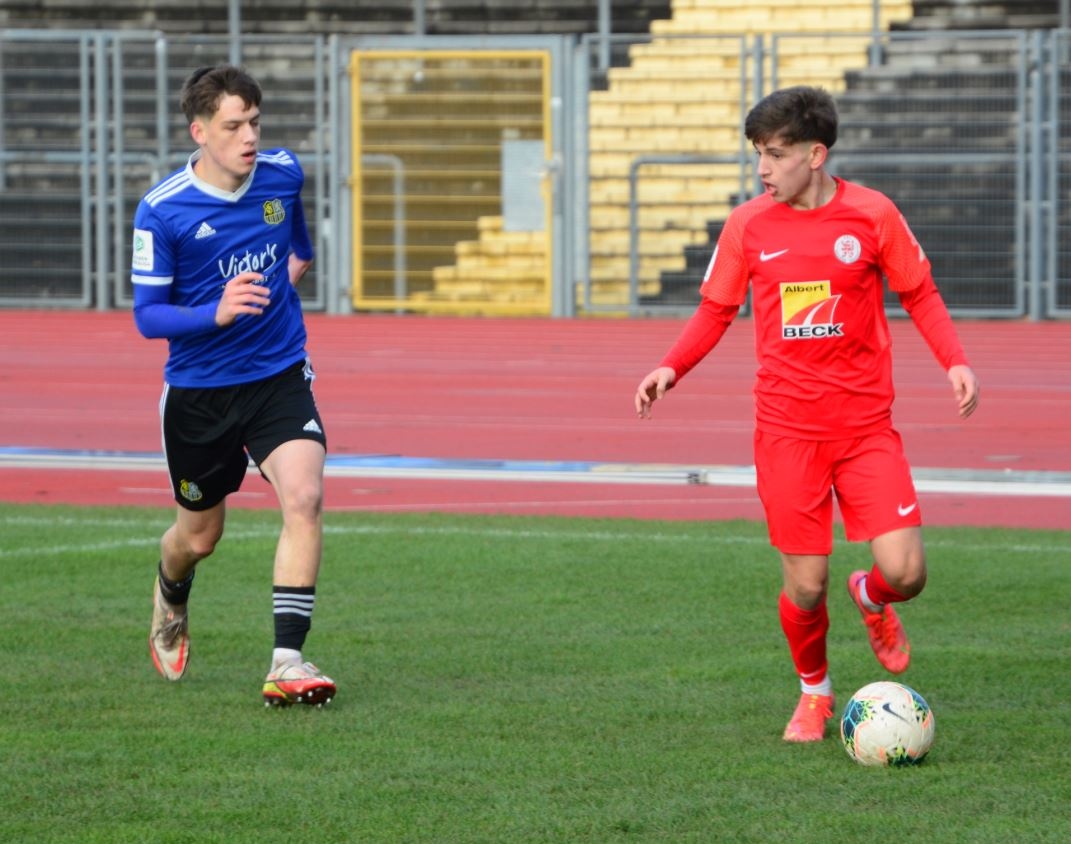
699, 178, 953, 439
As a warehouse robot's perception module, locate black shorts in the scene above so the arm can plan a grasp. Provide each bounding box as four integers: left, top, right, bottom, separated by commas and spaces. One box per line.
161, 359, 327, 510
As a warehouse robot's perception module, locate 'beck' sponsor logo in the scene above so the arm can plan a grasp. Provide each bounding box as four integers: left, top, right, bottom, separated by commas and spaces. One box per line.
780, 280, 843, 340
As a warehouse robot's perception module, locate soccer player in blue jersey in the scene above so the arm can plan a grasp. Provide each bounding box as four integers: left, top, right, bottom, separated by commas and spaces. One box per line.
131, 65, 335, 707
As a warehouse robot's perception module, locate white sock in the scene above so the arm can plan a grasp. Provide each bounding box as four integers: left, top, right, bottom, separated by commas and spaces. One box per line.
271, 648, 302, 670
801, 676, 833, 696
859, 577, 883, 612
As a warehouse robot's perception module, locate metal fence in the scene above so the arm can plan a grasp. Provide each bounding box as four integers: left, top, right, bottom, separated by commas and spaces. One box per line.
0, 29, 332, 310
0, 27, 1067, 317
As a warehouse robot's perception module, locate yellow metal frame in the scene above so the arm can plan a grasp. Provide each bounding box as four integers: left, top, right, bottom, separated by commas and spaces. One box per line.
349, 49, 553, 316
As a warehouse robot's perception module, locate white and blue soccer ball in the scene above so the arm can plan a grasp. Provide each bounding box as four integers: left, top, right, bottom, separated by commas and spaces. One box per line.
840, 681, 935, 767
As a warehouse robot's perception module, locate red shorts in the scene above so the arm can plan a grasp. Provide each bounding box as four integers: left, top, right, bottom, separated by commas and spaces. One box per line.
753, 428, 921, 555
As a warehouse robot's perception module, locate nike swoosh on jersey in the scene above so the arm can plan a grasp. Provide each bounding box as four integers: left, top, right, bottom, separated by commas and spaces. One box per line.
759, 248, 789, 262
897, 502, 918, 517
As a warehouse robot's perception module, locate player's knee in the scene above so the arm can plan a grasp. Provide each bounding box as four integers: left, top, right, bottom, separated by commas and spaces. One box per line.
183, 530, 222, 560
901, 562, 927, 598
174, 520, 224, 560
794, 580, 828, 608
783, 569, 829, 608
893, 551, 927, 598
284, 482, 323, 523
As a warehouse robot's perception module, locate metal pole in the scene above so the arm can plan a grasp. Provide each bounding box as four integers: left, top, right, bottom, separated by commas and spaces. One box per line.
326, 35, 341, 314
578, 37, 593, 314
869, 0, 883, 67
228, 0, 242, 65
0, 41, 6, 192
79, 36, 94, 308
740, 37, 751, 201
1028, 31, 1043, 321
111, 38, 126, 307
597, 0, 611, 74
1046, 30, 1058, 317
94, 34, 110, 310
750, 36, 763, 198
155, 35, 169, 180
312, 35, 326, 312
413, 0, 426, 36
1013, 34, 1028, 318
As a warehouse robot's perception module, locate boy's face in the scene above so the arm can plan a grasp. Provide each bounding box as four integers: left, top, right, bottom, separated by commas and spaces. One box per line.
189, 93, 261, 192
753, 134, 827, 209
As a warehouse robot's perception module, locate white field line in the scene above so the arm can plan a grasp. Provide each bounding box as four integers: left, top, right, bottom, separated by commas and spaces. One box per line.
0, 517, 1067, 559
2, 450, 1070, 497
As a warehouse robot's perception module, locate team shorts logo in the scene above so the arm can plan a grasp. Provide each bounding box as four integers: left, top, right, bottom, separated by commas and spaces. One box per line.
263, 198, 286, 225
179, 479, 203, 503
780, 281, 844, 339
834, 235, 861, 264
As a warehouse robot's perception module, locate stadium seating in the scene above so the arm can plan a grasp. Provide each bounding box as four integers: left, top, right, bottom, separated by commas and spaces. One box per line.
0, 0, 1065, 311
0, 1, 676, 308
0, 1, 671, 36
587, 0, 913, 307
652, 1, 1065, 309
418, 0, 916, 308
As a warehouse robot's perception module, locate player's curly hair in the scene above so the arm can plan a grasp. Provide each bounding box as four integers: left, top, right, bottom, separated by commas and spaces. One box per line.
745, 86, 838, 149
180, 64, 262, 123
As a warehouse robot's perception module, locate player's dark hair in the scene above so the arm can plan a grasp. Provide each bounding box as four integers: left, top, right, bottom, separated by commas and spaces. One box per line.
744, 86, 838, 149
180, 64, 262, 123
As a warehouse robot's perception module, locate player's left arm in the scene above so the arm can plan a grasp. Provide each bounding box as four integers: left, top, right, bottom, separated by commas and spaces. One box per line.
896, 274, 980, 420
287, 180, 314, 287
288, 252, 312, 287
880, 204, 979, 419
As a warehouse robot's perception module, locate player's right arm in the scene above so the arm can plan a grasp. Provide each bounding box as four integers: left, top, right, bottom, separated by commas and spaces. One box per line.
634, 298, 739, 418
635, 366, 677, 419
133, 270, 272, 338
131, 204, 272, 337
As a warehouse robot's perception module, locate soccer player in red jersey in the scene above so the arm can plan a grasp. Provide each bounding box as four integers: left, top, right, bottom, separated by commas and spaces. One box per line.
634, 86, 979, 742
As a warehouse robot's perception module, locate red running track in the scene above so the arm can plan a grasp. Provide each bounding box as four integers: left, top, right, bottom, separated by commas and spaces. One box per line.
0, 310, 1068, 530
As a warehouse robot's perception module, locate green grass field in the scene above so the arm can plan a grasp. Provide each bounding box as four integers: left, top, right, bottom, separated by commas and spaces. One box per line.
2, 502, 1069, 843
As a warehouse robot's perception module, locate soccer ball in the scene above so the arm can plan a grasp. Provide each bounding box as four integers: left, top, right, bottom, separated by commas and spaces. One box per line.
840, 681, 935, 767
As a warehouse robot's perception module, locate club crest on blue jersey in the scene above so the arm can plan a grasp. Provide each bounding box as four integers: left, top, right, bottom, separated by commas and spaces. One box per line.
263, 198, 285, 225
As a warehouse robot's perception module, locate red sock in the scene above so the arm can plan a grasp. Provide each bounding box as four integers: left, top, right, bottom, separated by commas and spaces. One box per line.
865, 566, 909, 606
778, 592, 829, 684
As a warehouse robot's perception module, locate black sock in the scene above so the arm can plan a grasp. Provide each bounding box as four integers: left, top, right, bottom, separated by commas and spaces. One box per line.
273, 585, 315, 651
158, 560, 195, 605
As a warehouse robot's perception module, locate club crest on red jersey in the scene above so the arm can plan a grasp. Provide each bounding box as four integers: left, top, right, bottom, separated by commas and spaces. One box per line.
780, 281, 844, 339
834, 235, 862, 264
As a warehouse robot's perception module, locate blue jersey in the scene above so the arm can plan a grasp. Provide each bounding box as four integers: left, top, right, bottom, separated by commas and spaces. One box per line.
131, 148, 314, 388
